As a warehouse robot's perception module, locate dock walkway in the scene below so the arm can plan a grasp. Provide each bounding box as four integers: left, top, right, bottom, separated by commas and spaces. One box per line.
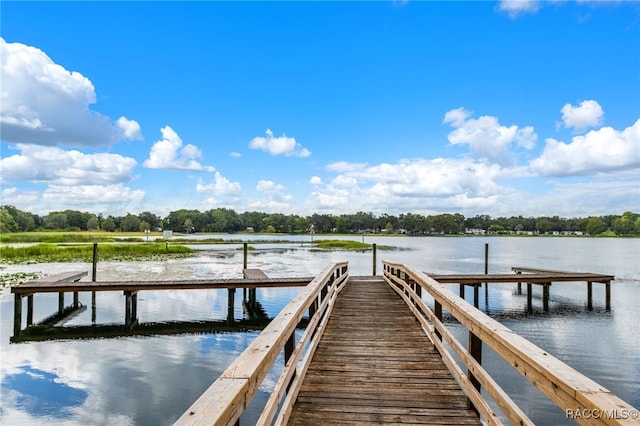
288, 276, 480, 425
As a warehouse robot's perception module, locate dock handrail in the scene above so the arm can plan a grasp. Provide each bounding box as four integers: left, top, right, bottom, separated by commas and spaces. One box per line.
175, 262, 349, 426
383, 261, 638, 426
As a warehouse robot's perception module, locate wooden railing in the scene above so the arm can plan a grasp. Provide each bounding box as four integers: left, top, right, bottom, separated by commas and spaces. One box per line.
383, 261, 638, 426
174, 262, 349, 426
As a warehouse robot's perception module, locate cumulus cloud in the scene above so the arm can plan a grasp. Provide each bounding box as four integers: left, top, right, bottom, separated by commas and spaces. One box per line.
249, 129, 311, 157
443, 107, 537, 165
144, 126, 214, 171
497, 0, 540, 18
0, 38, 142, 147
41, 184, 145, 205
312, 157, 528, 214
196, 172, 242, 195
309, 176, 323, 185
531, 119, 640, 176
0, 144, 137, 185
560, 99, 604, 132
256, 180, 293, 203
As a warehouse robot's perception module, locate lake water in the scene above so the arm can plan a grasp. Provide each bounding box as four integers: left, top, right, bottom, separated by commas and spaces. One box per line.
1, 236, 639, 425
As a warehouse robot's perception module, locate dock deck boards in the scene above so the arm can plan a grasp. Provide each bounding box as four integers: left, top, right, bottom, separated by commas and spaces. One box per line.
288, 276, 481, 425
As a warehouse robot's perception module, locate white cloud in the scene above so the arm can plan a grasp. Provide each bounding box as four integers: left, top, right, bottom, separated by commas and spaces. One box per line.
229, 152, 241, 158
309, 176, 323, 185
41, 184, 145, 205
560, 99, 604, 132
256, 180, 285, 193
443, 107, 537, 165
0, 144, 137, 185
256, 179, 293, 203
116, 117, 143, 140
531, 119, 640, 176
497, 0, 540, 18
144, 126, 214, 171
0, 38, 142, 147
311, 157, 530, 215
196, 172, 242, 195
249, 129, 311, 157
326, 161, 367, 173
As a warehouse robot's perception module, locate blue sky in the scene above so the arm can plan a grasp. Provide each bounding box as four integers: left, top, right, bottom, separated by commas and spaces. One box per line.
1, 1, 639, 219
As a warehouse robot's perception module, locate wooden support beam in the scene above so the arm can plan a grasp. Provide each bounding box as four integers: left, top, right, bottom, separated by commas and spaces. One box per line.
27, 295, 34, 326
58, 292, 65, 316
124, 291, 132, 328
473, 285, 479, 308
543, 283, 550, 311
587, 281, 593, 310
605, 281, 611, 310
73, 291, 79, 309
92, 291, 96, 323
527, 283, 533, 313
227, 288, 235, 325
14, 294, 22, 338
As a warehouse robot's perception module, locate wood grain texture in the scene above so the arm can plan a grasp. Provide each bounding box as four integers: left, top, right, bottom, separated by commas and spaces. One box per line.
288, 277, 481, 425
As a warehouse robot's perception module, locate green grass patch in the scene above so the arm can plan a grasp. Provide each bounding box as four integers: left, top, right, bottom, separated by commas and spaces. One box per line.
313, 240, 372, 250
0, 243, 193, 264
0, 231, 160, 244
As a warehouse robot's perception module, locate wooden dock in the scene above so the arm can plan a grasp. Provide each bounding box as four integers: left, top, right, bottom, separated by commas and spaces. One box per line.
288, 276, 480, 425
176, 261, 638, 426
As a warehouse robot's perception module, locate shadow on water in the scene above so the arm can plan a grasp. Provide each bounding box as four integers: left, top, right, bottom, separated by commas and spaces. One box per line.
11, 300, 309, 343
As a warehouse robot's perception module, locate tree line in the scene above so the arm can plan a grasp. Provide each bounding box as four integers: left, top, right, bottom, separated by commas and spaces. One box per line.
1, 205, 639, 236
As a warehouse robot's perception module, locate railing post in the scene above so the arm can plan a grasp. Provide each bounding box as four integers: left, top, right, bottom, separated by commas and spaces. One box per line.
372, 243, 377, 276
484, 243, 489, 306
285, 333, 296, 392
92, 243, 98, 323
434, 301, 442, 342
468, 331, 482, 411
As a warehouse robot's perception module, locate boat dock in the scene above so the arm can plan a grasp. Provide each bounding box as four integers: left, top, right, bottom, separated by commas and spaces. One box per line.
172, 261, 637, 425
10, 259, 635, 424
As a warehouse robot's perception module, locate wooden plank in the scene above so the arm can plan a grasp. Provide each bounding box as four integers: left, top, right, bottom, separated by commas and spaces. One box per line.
288, 277, 481, 425
243, 268, 269, 279
429, 272, 614, 285
11, 276, 313, 293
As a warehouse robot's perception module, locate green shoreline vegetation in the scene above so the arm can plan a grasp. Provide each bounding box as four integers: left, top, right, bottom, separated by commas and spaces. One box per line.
1, 206, 639, 238
0, 243, 193, 265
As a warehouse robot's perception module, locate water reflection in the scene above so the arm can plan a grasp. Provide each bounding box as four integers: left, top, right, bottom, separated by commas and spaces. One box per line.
2, 365, 88, 419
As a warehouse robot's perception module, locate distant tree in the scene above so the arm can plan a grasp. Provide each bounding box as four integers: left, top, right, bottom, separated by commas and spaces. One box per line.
44, 212, 68, 229
536, 218, 553, 234
65, 210, 90, 230
121, 214, 141, 232
102, 217, 116, 232
184, 218, 194, 233
0, 209, 18, 232
138, 211, 161, 230
586, 217, 607, 235
87, 216, 99, 231
488, 224, 504, 233
613, 212, 639, 235
139, 221, 150, 232
384, 221, 394, 233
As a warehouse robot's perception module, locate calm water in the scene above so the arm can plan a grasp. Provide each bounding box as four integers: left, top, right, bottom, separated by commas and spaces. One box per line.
1, 236, 639, 425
